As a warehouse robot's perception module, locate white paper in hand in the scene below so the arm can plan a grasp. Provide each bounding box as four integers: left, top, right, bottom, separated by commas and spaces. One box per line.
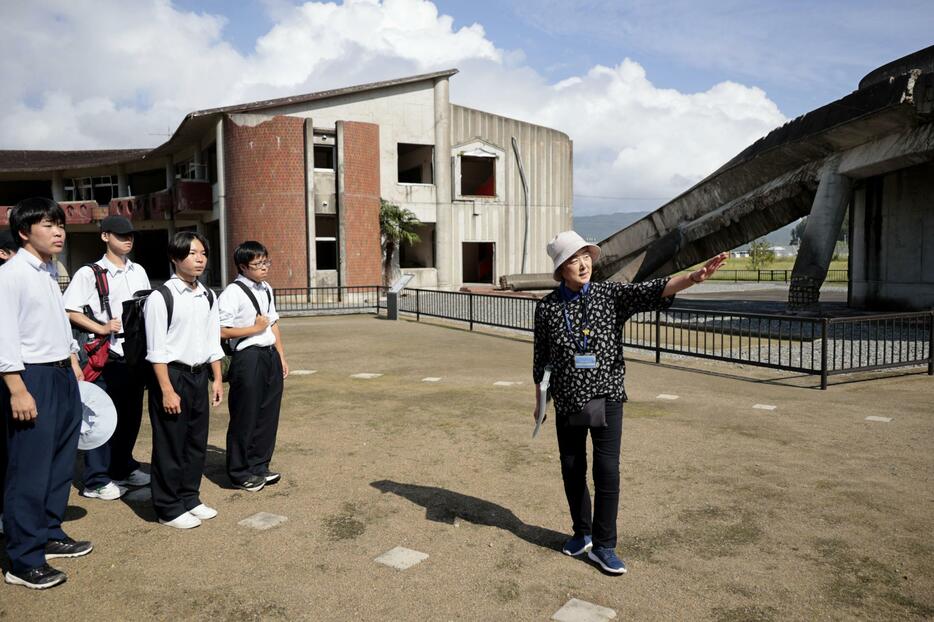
532, 367, 551, 439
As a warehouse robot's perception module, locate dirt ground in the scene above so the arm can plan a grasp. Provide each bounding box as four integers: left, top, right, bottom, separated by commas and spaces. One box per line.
3, 314, 933, 621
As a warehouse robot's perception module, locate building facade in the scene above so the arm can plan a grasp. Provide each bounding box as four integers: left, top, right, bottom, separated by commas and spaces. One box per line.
0, 69, 573, 290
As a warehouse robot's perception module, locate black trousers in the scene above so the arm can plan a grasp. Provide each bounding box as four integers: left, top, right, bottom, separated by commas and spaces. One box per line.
148, 366, 209, 522
82, 359, 147, 487
3, 365, 81, 572
226, 345, 283, 483
555, 400, 623, 549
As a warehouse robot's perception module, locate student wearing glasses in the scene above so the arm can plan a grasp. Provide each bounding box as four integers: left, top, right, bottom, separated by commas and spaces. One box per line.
218, 241, 288, 493
532, 231, 727, 575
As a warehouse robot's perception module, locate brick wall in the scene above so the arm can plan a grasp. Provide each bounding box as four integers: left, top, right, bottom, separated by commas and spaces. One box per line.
338, 121, 382, 287
223, 114, 307, 288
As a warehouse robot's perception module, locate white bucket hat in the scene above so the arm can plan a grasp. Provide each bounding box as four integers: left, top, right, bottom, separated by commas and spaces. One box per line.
546, 230, 601, 281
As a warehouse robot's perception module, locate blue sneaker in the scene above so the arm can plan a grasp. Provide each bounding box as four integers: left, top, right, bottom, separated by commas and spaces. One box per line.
588, 547, 627, 574
562, 534, 593, 556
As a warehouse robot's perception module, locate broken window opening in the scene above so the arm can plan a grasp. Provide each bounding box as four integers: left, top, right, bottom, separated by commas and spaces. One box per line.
462, 242, 495, 284
399, 223, 435, 269
460, 155, 496, 197
397, 143, 434, 184
314, 145, 335, 170
315, 214, 338, 270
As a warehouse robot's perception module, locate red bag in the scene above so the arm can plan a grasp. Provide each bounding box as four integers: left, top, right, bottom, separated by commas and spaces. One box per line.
80, 264, 113, 382
82, 337, 111, 382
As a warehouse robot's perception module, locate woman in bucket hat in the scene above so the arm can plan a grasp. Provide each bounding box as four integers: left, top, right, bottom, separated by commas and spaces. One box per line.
533, 230, 727, 574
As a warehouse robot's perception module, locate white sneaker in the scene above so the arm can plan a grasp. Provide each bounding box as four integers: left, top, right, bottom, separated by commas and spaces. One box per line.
81, 482, 127, 500
189, 504, 218, 520
113, 469, 150, 487
158, 512, 201, 529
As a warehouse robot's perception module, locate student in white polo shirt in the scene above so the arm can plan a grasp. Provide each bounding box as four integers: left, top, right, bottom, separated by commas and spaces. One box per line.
144, 231, 224, 529
218, 241, 289, 492
63, 215, 152, 501
0, 198, 93, 590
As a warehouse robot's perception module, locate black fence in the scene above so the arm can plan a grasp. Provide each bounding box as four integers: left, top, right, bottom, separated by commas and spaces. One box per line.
396, 288, 932, 389
624, 309, 933, 388
274, 286, 384, 314
397, 288, 537, 332
704, 269, 848, 283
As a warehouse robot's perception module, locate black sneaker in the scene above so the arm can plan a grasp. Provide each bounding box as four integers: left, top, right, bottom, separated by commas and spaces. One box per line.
235, 475, 265, 492
45, 537, 93, 559
261, 471, 281, 485
4, 564, 67, 589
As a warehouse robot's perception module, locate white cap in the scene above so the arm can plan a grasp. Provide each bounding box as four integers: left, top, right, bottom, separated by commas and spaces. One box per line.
78, 381, 117, 451
546, 231, 601, 281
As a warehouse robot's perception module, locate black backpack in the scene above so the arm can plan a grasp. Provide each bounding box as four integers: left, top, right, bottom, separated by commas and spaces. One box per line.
122, 283, 215, 367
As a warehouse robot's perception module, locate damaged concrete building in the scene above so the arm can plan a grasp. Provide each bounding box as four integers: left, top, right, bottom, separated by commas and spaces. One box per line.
594, 45, 934, 311
0, 69, 572, 289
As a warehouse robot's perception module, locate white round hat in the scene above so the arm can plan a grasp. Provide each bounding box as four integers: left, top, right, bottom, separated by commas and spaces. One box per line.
546, 231, 601, 281
78, 381, 117, 451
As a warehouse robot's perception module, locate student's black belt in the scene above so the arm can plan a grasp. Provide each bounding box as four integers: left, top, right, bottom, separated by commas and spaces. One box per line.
234, 344, 276, 355
168, 361, 208, 374
26, 358, 70, 369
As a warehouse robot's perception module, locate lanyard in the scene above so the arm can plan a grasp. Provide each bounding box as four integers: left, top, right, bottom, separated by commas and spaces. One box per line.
562, 293, 592, 353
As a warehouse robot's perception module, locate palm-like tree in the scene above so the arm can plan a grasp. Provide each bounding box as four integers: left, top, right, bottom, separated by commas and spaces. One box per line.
379, 199, 421, 286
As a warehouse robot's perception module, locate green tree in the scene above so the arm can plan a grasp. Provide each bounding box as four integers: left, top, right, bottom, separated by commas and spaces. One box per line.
379, 199, 421, 286
749, 239, 775, 271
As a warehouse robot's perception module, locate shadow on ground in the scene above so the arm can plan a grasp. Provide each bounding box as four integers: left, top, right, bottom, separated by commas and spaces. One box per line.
370, 479, 565, 552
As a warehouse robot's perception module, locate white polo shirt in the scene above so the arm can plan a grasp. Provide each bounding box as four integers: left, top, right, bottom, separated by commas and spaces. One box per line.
218, 275, 279, 351
62, 255, 151, 357
143, 276, 224, 367
0, 250, 78, 372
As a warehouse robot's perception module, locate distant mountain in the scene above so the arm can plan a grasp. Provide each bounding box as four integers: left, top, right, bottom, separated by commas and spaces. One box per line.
573, 211, 800, 249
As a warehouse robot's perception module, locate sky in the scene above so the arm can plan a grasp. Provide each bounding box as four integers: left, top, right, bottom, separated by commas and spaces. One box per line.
1, 0, 931, 216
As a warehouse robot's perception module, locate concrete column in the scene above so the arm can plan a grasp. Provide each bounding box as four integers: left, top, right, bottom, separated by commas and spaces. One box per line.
335, 122, 346, 288
51, 171, 65, 201
165, 156, 175, 189
192, 146, 203, 180
433, 76, 453, 289
304, 119, 317, 288
117, 165, 129, 197
789, 158, 852, 310
215, 118, 229, 286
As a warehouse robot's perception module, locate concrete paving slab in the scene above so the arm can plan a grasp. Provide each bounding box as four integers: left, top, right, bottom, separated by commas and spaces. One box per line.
374, 546, 429, 570
753, 404, 777, 410
656, 394, 679, 400
552, 598, 617, 622
422, 377, 442, 382
865, 416, 893, 422
351, 373, 383, 379
238, 512, 288, 531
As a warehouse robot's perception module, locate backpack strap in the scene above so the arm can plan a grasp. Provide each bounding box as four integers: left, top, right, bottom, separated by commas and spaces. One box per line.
86, 263, 113, 320
232, 280, 263, 316
156, 284, 175, 329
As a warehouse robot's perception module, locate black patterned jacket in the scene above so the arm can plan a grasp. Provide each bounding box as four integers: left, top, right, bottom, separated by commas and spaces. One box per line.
533, 278, 674, 418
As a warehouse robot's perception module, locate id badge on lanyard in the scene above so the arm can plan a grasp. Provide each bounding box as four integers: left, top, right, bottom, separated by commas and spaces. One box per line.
564, 296, 597, 369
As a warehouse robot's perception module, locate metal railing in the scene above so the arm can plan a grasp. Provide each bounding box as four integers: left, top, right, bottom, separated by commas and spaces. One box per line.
624, 308, 933, 388
274, 286, 384, 314
396, 288, 932, 389
398, 288, 537, 332
702, 269, 848, 283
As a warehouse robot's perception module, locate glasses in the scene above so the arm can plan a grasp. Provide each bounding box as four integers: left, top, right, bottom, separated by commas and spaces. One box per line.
564, 253, 593, 268
248, 260, 273, 269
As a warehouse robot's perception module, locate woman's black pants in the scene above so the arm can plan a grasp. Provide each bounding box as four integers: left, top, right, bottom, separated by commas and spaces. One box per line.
555, 400, 623, 549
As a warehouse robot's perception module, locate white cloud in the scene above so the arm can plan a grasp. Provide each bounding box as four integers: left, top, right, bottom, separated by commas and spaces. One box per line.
0, 0, 786, 216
